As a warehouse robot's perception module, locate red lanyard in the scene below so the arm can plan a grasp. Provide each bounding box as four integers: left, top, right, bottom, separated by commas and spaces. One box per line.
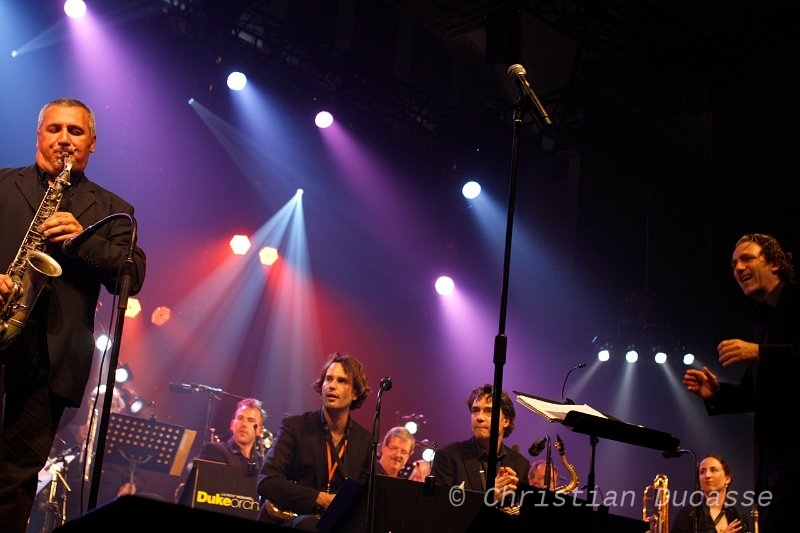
326, 438, 347, 492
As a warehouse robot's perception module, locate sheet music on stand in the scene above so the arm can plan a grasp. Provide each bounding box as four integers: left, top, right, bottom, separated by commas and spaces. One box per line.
514, 392, 609, 423
105, 413, 196, 476
513, 391, 679, 452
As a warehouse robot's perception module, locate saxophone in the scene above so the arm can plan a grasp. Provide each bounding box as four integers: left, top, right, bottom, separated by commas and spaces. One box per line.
642, 473, 669, 533
0, 155, 71, 354
554, 434, 580, 494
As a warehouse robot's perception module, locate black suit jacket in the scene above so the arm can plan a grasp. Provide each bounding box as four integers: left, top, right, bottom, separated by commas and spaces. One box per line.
195, 437, 264, 476
705, 280, 800, 474
0, 165, 146, 405
257, 409, 372, 516
432, 436, 531, 493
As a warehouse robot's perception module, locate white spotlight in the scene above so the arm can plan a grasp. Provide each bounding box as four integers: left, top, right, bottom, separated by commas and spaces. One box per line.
435, 276, 454, 296
315, 111, 333, 128
95, 334, 112, 352
64, 0, 87, 19
654, 351, 667, 364
227, 71, 247, 91
597, 348, 610, 362
462, 181, 481, 199
625, 348, 638, 363
682, 353, 695, 365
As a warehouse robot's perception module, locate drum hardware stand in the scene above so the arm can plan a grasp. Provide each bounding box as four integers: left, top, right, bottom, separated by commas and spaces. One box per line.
40, 458, 72, 533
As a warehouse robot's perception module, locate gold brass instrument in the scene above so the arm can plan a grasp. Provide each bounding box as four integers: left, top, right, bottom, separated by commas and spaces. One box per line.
642, 473, 669, 533
501, 434, 580, 516
262, 500, 301, 523
0, 154, 72, 354
554, 434, 580, 494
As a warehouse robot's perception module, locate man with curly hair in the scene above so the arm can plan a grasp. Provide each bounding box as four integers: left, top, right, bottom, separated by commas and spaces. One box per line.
683, 233, 800, 531
432, 384, 529, 505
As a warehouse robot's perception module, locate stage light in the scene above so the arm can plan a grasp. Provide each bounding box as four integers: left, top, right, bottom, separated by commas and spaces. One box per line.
259, 246, 279, 266
115, 363, 133, 384
118, 386, 150, 415
400, 413, 426, 435
682, 352, 695, 365
151, 306, 172, 326
230, 234, 252, 255
435, 276, 454, 296
418, 438, 437, 462
64, 0, 87, 19
125, 297, 141, 318
95, 334, 112, 352
462, 181, 481, 199
625, 346, 639, 363
653, 349, 667, 364
597, 344, 611, 362
227, 71, 247, 91
315, 111, 333, 128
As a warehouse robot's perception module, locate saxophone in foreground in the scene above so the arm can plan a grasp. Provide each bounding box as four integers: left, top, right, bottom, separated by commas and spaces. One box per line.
0, 155, 72, 355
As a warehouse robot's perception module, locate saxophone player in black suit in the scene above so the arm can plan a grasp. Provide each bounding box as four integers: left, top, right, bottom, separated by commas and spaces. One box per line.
0, 98, 147, 533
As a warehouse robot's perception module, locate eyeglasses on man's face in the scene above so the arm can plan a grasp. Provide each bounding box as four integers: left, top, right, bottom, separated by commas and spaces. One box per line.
385, 445, 411, 457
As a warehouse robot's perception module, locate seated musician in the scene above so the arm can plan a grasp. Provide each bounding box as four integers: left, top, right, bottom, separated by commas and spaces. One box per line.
376, 426, 415, 478
193, 397, 268, 475
431, 384, 530, 505
257, 352, 372, 531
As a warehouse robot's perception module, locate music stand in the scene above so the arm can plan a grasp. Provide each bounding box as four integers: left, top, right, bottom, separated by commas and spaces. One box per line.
514, 391, 680, 503
104, 413, 196, 489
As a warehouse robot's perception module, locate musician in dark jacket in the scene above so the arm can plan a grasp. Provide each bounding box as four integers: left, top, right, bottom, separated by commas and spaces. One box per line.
194, 397, 268, 475
0, 98, 146, 533
683, 233, 800, 532
432, 384, 530, 506
257, 352, 372, 531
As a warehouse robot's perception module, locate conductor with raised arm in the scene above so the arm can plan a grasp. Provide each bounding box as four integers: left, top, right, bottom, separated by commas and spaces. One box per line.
683, 233, 800, 531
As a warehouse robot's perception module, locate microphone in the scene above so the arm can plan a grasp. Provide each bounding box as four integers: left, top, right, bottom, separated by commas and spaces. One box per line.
528, 437, 547, 457
507, 63, 553, 128
379, 376, 393, 392
561, 362, 587, 404
62, 213, 132, 258
169, 383, 194, 393
168, 383, 223, 394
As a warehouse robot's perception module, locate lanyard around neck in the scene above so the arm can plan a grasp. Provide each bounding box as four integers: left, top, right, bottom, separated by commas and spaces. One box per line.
326, 437, 347, 492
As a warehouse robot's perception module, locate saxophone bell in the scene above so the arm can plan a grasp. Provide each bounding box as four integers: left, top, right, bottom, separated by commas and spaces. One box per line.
0, 252, 63, 351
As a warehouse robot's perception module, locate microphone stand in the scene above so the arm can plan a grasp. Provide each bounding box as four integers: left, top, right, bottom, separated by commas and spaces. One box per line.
201, 386, 245, 443
366, 381, 390, 533
544, 436, 553, 490
488, 64, 553, 483
486, 97, 526, 485
690, 451, 700, 533
87, 219, 137, 511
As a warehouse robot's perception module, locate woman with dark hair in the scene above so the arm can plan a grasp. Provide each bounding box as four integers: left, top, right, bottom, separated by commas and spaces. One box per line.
670, 454, 751, 533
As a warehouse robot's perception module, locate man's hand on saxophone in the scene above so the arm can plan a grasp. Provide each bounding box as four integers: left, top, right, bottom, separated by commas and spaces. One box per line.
0, 274, 12, 303
39, 211, 83, 245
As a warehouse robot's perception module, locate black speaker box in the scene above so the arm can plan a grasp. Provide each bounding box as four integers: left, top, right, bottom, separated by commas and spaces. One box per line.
52, 495, 281, 532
